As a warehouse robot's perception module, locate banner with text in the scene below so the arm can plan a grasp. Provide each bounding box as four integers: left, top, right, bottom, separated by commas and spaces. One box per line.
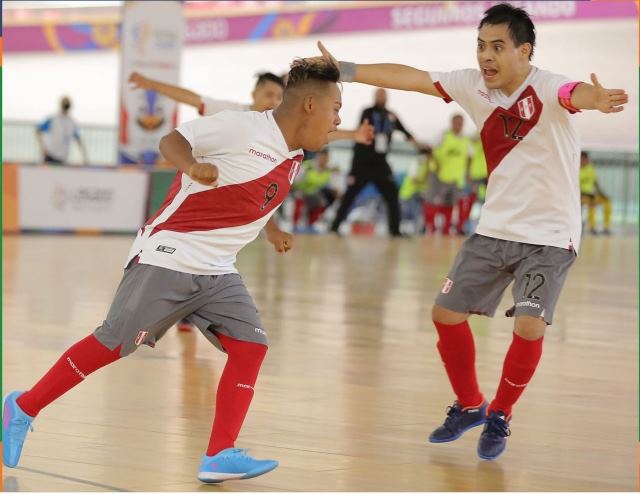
18, 166, 149, 231
4, 1, 637, 53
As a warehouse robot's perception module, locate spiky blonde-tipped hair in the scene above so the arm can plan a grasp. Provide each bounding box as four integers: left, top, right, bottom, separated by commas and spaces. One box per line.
285, 58, 340, 91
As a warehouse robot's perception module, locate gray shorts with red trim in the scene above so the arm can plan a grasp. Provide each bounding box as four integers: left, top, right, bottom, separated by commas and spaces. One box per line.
94, 261, 266, 357
435, 234, 576, 325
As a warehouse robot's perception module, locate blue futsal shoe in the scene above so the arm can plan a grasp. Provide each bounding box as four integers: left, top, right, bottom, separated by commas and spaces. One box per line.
198, 448, 278, 483
3, 391, 35, 468
477, 411, 511, 460
428, 400, 488, 443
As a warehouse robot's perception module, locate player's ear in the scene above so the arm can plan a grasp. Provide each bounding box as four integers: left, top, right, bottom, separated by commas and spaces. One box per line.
303, 94, 314, 115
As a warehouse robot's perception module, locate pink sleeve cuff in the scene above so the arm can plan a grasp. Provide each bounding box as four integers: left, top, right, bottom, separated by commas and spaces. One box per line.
558, 81, 582, 113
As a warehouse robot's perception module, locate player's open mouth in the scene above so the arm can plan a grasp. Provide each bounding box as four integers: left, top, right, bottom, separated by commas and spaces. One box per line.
482, 68, 498, 80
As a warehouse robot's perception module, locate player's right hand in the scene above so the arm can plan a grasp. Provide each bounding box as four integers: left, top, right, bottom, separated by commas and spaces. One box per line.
188, 162, 218, 187
129, 72, 150, 90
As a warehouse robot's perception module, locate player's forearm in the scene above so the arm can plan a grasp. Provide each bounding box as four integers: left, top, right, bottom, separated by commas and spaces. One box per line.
148, 80, 201, 108
570, 83, 597, 110
264, 216, 280, 235
348, 63, 438, 96
159, 131, 196, 173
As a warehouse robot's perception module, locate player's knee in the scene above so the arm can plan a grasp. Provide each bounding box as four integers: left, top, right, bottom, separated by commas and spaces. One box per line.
514, 315, 546, 340
432, 304, 468, 325
219, 333, 267, 363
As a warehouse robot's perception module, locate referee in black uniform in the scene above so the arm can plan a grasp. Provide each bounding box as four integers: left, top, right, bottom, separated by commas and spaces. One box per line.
330, 88, 418, 237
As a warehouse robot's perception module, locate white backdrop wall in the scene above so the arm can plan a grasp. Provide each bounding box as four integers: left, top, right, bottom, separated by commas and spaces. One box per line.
4, 18, 637, 151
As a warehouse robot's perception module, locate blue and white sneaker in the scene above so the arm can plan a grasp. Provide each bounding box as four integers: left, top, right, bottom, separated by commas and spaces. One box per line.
428, 400, 488, 443
3, 391, 35, 468
198, 448, 278, 483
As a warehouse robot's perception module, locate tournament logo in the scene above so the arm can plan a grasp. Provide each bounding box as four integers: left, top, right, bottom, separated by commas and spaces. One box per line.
135, 330, 149, 346
441, 278, 454, 294
517, 95, 535, 120
288, 160, 301, 184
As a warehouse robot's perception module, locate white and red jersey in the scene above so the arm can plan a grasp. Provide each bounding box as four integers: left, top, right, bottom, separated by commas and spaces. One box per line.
430, 67, 582, 252
198, 96, 249, 116
126, 110, 303, 275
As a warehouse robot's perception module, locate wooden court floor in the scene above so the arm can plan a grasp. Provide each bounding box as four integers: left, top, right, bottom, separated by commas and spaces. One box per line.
2, 233, 637, 492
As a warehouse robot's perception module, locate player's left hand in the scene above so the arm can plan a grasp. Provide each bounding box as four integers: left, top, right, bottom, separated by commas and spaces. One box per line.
354, 119, 374, 145
591, 73, 628, 113
267, 229, 293, 254
317, 41, 339, 69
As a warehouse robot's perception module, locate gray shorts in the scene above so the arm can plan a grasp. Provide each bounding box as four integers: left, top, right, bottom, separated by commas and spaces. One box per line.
435, 234, 576, 324
425, 174, 462, 206
94, 261, 266, 357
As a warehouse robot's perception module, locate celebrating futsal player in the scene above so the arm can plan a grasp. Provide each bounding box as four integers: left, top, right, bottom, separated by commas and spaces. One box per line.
3, 57, 343, 483
312, 2, 628, 460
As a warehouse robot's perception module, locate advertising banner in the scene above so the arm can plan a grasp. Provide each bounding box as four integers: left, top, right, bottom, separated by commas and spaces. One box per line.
118, 1, 183, 165
18, 166, 149, 232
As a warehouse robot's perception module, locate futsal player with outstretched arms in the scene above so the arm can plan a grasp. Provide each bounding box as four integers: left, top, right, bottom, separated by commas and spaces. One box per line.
312, 2, 628, 460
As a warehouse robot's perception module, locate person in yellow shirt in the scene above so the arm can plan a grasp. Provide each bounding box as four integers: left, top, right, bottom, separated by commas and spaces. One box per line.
399, 147, 433, 233
458, 136, 489, 232
292, 148, 340, 233
580, 151, 611, 235
424, 114, 470, 234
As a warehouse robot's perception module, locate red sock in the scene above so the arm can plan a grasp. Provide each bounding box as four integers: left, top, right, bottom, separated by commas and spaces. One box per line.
308, 207, 324, 226
423, 203, 436, 233
489, 333, 543, 417
441, 206, 454, 234
456, 195, 474, 232
17, 334, 121, 417
293, 198, 304, 226
434, 320, 483, 408
207, 334, 267, 456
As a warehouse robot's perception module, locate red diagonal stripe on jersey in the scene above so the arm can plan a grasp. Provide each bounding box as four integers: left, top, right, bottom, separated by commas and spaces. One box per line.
480, 85, 543, 176
149, 155, 302, 235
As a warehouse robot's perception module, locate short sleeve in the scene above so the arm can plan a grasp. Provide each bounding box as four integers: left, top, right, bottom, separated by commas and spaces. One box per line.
428, 69, 480, 112
176, 111, 244, 157
37, 118, 52, 132
198, 96, 249, 116
536, 70, 575, 113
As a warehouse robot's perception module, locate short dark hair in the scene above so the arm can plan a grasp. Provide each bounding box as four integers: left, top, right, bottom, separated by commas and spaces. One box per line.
255, 72, 285, 89
581, 151, 589, 159
479, 3, 536, 60
285, 58, 340, 91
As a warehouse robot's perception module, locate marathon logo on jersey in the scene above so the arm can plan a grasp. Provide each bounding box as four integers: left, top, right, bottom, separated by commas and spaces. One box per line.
477, 89, 492, 102
156, 245, 176, 254
135, 330, 149, 346
441, 278, 454, 294
517, 95, 536, 120
288, 160, 301, 184
249, 148, 277, 163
